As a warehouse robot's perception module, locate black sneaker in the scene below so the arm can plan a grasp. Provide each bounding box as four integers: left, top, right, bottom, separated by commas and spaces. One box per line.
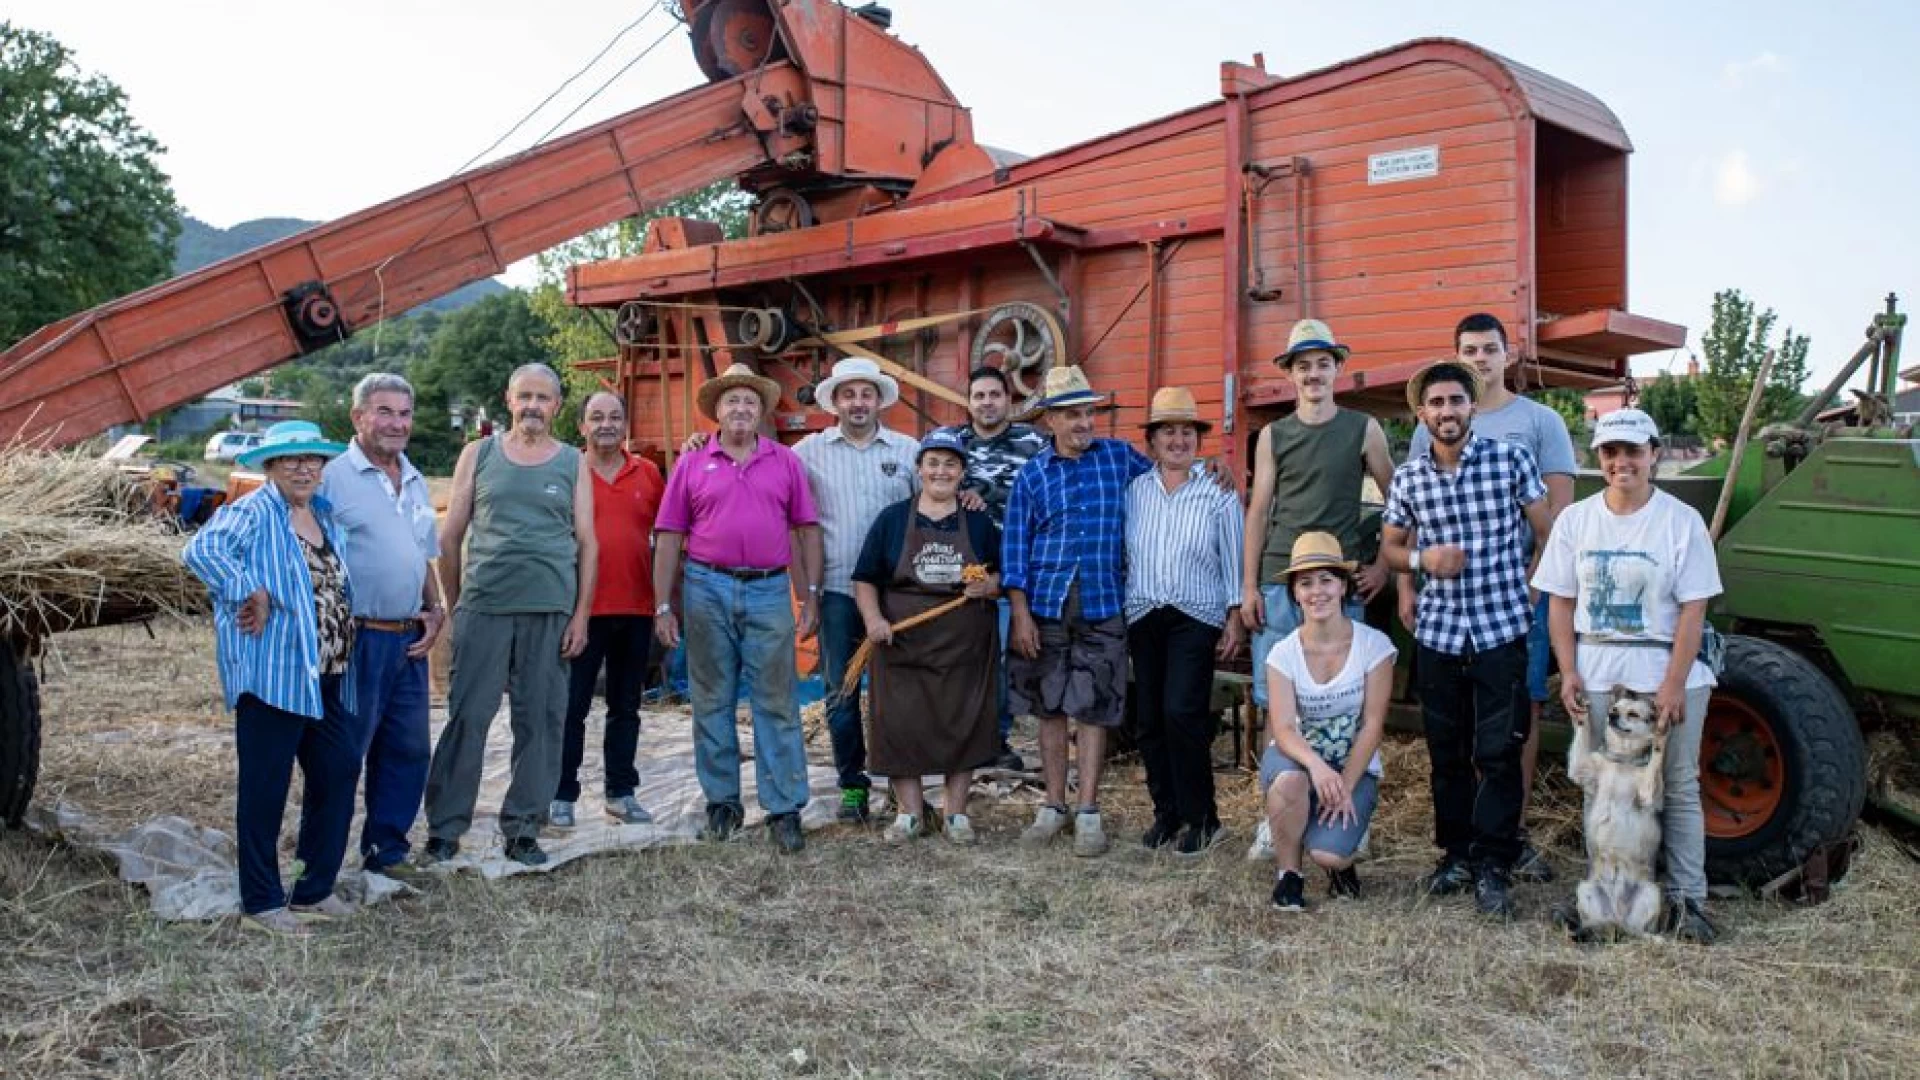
1658, 897, 1718, 945
993, 745, 1027, 772
768, 812, 806, 854
418, 837, 459, 866
1270, 870, 1309, 912
1473, 864, 1515, 920
701, 802, 744, 842
1141, 816, 1180, 850
1173, 822, 1224, 859
837, 787, 871, 824
1420, 856, 1474, 896
1327, 864, 1362, 899
1512, 840, 1556, 883
503, 837, 549, 867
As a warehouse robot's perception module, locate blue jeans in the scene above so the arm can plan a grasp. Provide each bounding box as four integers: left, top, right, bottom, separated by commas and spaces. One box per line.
1526, 593, 1552, 703
350, 627, 431, 871
682, 564, 809, 816
1251, 583, 1367, 707
818, 591, 868, 791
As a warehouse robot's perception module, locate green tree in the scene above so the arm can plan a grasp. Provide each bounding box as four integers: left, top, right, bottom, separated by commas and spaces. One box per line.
1695, 289, 1811, 445
0, 23, 181, 344
1638, 370, 1699, 441
1536, 387, 1592, 457
408, 290, 558, 470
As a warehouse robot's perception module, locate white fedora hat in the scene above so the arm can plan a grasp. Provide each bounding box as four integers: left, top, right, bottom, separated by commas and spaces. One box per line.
813, 357, 900, 415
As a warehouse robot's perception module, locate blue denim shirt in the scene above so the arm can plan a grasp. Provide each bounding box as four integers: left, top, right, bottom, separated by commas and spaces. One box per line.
182, 481, 357, 720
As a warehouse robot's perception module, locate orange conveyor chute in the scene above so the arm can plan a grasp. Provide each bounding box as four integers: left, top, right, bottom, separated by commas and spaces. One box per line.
0, 65, 810, 447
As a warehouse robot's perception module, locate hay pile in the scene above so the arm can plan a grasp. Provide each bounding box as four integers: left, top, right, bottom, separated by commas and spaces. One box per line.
0, 446, 208, 640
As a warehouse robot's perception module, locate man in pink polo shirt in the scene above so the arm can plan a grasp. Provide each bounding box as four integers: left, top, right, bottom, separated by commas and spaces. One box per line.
654, 364, 823, 853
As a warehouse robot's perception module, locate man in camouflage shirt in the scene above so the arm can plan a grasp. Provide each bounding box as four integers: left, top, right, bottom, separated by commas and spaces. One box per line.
935, 365, 1047, 769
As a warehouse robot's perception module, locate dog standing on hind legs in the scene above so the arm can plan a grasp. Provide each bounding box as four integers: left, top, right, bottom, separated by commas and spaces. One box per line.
1566, 687, 1668, 941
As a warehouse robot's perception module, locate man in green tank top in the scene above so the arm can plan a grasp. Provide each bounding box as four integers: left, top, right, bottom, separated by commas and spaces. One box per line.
1241, 319, 1396, 711
422, 363, 599, 869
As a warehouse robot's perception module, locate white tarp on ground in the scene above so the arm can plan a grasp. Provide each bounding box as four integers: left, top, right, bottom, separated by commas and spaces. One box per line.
28, 702, 869, 921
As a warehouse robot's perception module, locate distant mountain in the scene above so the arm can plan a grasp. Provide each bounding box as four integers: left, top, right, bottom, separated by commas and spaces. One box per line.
173, 216, 508, 313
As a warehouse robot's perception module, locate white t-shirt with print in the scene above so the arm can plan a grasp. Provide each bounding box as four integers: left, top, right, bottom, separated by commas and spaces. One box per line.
1532, 488, 1723, 693
1264, 623, 1398, 777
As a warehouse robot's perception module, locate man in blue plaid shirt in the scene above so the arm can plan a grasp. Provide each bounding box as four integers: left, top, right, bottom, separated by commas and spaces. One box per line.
1003, 365, 1153, 858
1383, 360, 1553, 919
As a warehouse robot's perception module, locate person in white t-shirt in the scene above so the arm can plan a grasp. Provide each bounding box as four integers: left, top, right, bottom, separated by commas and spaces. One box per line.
1259, 533, 1397, 912
1532, 408, 1723, 944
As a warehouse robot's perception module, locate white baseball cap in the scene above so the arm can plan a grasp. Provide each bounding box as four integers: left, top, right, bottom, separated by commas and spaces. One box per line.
1590, 407, 1660, 448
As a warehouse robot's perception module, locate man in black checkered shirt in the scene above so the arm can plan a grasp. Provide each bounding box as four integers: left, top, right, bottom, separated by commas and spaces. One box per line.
1382, 360, 1554, 919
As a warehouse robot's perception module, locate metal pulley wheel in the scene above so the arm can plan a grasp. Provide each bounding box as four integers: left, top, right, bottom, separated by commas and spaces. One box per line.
690, 0, 782, 82
736, 307, 792, 354
969, 301, 1062, 403
614, 302, 658, 347
751, 189, 814, 236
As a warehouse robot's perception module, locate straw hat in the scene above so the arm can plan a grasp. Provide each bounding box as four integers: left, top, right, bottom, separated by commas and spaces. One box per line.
1405, 358, 1486, 414
1035, 365, 1107, 410
813, 357, 900, 415
697, 363, 783, 421
1142, 386, 1211, 432
237, 420, 347, 469
1274, 318, 1351, 366
1282, 531, 1358, 579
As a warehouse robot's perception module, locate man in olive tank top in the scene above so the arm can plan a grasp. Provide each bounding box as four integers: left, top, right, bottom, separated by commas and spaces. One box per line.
422, 363, 598, 869
1241, 319, 1396, 710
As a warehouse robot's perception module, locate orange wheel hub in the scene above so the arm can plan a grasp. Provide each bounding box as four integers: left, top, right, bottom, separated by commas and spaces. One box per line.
1700, 694, 1786, 839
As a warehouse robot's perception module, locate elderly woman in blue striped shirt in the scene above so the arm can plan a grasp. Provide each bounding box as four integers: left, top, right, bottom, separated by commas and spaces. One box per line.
1124, 387, 1246, 856
183, 421, 363, 935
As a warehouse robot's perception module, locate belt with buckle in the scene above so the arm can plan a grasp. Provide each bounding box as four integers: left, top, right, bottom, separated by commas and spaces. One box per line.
689, 559, 785, 582
356, 617, 421, 634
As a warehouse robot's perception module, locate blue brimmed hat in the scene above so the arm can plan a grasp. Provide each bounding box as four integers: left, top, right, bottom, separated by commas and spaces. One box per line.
1274, 318, 1351, 366
237, 420, 346, 468
916, 427, 969, 465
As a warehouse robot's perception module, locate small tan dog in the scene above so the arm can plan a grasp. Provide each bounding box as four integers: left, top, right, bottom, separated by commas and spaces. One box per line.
1566, 687, 1668, 941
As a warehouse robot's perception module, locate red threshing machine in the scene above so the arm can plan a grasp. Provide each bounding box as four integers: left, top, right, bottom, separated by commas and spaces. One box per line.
4, 1, 1721, 852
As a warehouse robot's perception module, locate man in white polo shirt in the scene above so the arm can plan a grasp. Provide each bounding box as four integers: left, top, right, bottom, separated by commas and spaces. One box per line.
794, 358, 920, 823
319, 372, 444, 878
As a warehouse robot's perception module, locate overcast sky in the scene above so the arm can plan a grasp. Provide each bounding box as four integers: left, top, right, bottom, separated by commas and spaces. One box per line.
11, 0, 1916, 388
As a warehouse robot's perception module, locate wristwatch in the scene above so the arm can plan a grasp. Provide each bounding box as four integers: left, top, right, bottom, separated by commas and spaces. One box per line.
1408, 548, 1423, 572
655, 602, 673, 617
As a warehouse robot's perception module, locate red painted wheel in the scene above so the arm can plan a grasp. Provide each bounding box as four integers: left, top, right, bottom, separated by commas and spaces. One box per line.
1700, 694, 1785, 839
1700, 635, 1865, 886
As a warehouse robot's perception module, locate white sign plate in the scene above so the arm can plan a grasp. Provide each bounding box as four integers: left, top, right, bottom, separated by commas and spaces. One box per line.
1368, 146, 1440, 185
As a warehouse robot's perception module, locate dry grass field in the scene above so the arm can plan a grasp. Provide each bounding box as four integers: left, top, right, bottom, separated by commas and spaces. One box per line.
3, 620, 1916, 1079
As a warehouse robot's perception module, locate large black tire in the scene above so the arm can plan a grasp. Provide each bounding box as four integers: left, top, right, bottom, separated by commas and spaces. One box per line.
0, 638, 42, 828
1703, 635, 1866, 887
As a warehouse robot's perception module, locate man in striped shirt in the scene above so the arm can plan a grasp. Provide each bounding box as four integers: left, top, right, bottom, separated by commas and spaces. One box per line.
793, 358, 919, 824
1124, 387, 1246, 856
1003, 366, 1154, 857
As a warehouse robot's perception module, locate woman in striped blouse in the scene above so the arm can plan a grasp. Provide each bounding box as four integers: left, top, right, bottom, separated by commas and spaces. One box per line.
183, 421, 363, 935
1123, 387, 1246, 857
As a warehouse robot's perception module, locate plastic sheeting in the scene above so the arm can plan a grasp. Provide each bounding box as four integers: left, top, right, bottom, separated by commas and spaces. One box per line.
29, 703, 851, 920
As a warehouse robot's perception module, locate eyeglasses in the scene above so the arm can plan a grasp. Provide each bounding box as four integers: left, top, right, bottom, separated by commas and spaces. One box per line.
272, 457, 327, 474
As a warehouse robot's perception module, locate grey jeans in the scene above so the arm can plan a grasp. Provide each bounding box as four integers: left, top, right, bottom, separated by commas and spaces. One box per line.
1579, 686, 1710, 902
426, 609, 569, 843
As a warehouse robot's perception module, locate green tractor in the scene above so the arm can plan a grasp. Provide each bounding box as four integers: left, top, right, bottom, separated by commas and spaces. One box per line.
1584, 297, 1915, 886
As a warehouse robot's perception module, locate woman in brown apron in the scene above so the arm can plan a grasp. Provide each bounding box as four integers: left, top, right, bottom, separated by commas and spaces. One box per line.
851, 431, 1002, 845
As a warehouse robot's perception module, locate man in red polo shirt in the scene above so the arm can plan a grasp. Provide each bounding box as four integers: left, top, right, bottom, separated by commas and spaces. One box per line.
550, 391, 666, 829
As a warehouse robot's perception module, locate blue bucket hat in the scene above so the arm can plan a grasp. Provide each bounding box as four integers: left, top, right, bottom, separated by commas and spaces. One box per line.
237, 420, 347, 469
916, 427, 969, 466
